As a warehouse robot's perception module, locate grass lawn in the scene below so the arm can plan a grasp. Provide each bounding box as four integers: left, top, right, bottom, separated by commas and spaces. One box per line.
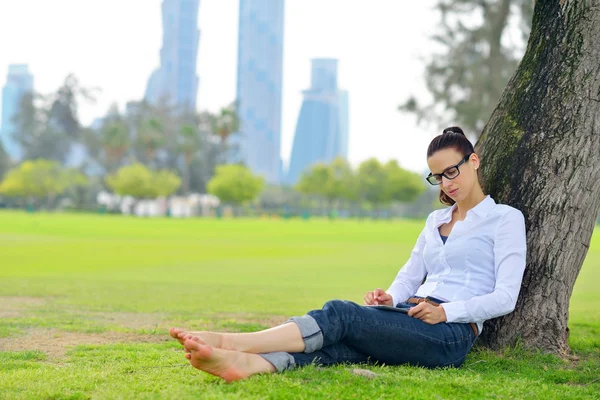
0, 211, 598, 399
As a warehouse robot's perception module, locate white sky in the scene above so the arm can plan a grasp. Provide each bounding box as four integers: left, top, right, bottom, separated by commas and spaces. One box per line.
0, 0, 439, 173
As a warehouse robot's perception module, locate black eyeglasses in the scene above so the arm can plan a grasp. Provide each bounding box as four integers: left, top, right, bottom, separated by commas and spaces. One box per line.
426, 153, 473, 185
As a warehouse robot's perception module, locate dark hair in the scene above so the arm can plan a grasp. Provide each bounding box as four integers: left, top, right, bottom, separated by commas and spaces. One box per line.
427, 126, 476, 206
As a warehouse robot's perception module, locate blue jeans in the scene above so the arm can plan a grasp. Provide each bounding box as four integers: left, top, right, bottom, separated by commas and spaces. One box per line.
260, 299, 477, 371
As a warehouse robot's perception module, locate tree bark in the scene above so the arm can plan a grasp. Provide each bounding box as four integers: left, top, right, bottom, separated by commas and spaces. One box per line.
475, 0, 600, 354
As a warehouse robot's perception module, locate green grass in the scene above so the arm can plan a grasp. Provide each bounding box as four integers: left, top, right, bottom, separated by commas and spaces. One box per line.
0, 211, 598, 399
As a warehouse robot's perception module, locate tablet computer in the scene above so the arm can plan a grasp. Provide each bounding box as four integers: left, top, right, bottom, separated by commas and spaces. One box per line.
364, 305, 411, 313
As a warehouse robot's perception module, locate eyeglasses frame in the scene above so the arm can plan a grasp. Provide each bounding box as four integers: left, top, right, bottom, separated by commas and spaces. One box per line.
425, 153, 474, 186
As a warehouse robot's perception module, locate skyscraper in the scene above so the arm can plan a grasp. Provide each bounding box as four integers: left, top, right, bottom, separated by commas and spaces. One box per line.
234, 0, 285, 184
145, 0, 200, 111
0, 64, 34, 161
286, 59, 349, 185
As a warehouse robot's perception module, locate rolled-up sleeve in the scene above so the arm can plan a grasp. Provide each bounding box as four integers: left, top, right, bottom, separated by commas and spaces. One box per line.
441, 209, 527, 323
386, 217, 429, 307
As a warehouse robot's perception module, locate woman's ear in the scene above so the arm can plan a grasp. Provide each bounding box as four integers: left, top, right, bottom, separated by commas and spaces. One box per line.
471, 153, 480, 170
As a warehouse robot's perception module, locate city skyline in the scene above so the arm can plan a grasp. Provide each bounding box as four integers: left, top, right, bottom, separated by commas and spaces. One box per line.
234, 0, 285, 184
0, 0, 435, 173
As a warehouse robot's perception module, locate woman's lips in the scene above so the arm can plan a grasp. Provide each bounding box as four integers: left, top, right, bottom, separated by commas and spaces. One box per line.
448, 188, 459, 196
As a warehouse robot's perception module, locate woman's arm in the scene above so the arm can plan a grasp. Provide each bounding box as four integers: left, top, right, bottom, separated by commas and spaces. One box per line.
441, 209, 527, 323
386, 217, 430, 306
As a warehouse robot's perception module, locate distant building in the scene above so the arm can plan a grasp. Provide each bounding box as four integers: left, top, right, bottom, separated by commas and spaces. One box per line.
286, 59, 349, 185
145, 0, 200, 111
0, 64, 34, 161
233, 0, 285, 184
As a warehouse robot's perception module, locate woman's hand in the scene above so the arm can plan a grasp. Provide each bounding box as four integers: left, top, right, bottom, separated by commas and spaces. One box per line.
364, 288, 393, 306
407, 302, 447, 324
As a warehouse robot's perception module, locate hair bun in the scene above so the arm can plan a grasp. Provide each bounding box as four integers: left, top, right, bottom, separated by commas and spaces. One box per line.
442, 126, 465, 136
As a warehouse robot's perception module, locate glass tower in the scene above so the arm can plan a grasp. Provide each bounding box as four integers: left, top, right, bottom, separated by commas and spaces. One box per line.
286, 59, 349, 185
234, 0, 285, 184
0, 64, 34, 161
145, 0, 200, 111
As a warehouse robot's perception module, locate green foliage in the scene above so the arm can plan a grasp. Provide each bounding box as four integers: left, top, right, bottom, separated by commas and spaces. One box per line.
356, 158, 390, 206
82, 104, 131, 173
13, 93, 71, 163
12, 74, 96, 164
100, 120, 130, 164
400, 0, 534, 134
209, 102, 240, 144
105, 163, 181, 199
177, 123, 203, 193
296, 157, 357, 204
0, 141, 11, 179
383, 160, 425, 203
136, 118, 165, 164
207, 164, 265, 205
297, 158, 425, 210
152, 169, 182, 197
296, 163, 330, 196
0, 159, 87, 201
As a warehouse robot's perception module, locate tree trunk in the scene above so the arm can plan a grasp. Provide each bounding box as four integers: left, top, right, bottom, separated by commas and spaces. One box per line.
475, 0, 600, 354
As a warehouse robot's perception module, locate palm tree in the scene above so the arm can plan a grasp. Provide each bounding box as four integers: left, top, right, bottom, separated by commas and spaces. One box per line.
100, 120, 130, 171
209, 102, 240, 161
136, 118, 165, 165
177, 124, 202, 193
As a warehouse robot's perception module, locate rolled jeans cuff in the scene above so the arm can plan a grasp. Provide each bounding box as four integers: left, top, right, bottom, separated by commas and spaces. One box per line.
287, 315, 323, 353
259, 352, 296, 372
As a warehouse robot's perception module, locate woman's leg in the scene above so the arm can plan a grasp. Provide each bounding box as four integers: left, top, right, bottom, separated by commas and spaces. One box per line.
182, 335, 276, 382
182, 334, 371, 381
303, 300, 477, 368
260, 342, 371, 372
172, 299, 476, 369
170, 323, 306, 353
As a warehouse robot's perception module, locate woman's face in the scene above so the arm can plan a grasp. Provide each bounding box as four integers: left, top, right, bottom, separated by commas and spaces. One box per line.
427, 148, 480, 202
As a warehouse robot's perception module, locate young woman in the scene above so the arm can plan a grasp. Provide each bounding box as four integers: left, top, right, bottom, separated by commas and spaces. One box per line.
169, 127, 527, 382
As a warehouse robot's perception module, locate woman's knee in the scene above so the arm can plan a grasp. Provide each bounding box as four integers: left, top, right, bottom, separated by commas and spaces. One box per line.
322, 299, 359, 317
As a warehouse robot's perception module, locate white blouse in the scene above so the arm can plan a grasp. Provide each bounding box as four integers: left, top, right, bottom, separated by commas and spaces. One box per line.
387, 195, 527, 333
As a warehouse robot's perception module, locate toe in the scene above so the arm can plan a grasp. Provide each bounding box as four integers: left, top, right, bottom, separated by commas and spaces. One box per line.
184, 338, 201, 352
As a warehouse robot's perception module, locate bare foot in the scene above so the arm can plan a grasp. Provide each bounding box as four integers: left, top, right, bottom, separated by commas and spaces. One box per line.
169, 327, 230, 349
183, 336, 275, 382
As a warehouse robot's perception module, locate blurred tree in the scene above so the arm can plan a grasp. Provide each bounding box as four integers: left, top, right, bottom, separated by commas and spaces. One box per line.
296, 163, 329, 197
383, 160, 426, 203
105, 163, 180, 199
296, 157, 357, 213
328, 157, 358, 204
105, 163, 154, 199
83, 104, 131, 173
399, 0, 534, 135
0, 142, 11, 179
99, 119, 130, 169
13, 93, 71, 163
177, 123, 202, 193
0, 159, 87, 206
209, 102, 240, 160
135, 118, 165, 166
152, 169, 182, 197
12, 74, 95, 163
356, 158, 390, 213
47, 74, 96, 139
207, 164, 264, 207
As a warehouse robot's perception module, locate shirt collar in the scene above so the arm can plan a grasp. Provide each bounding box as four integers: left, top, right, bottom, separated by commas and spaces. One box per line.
438, 195, 496, 222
